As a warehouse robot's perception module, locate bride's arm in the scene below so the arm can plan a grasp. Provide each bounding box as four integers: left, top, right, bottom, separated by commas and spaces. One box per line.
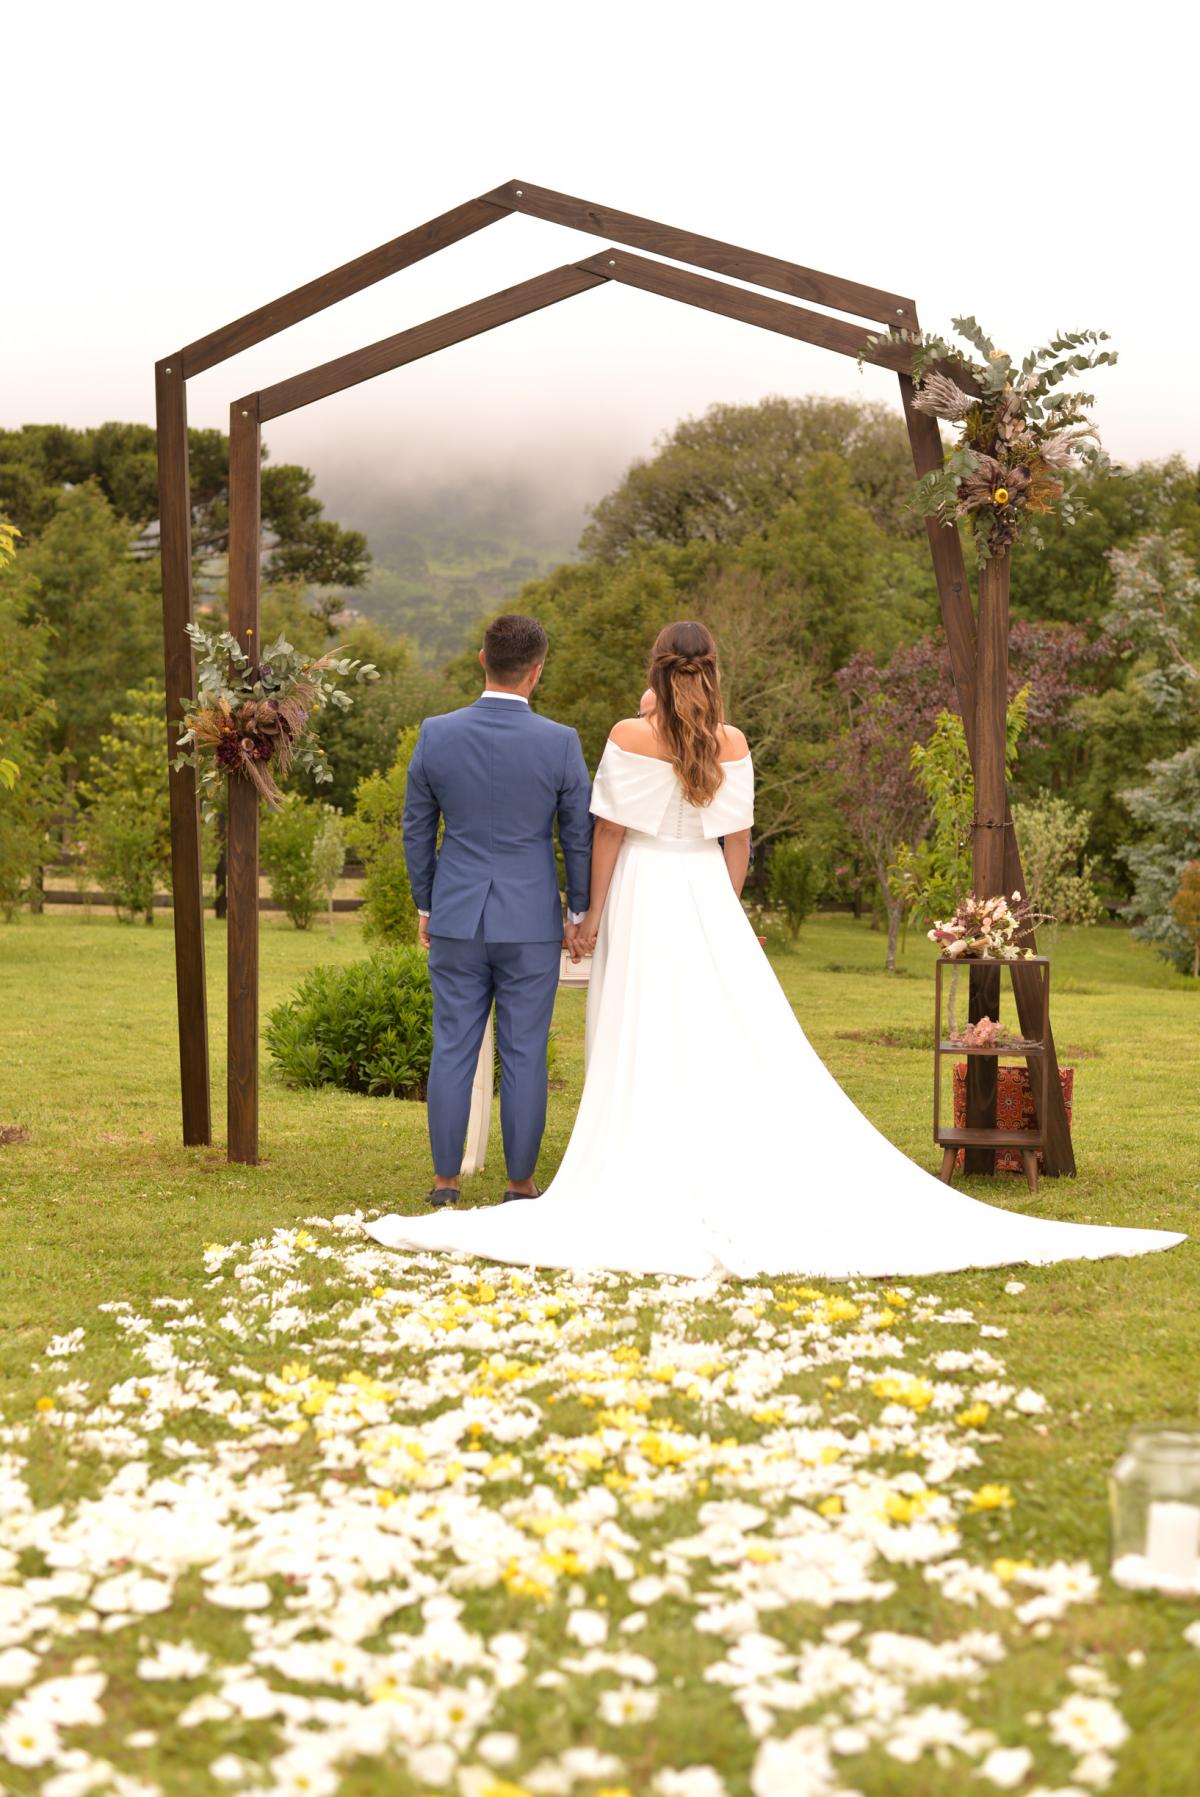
723, 829, 751, 897
577, 818, 625, 951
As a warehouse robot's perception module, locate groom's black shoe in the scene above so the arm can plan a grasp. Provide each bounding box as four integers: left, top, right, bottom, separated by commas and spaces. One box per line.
502, 1183, 541, 1203
427, 1186, 460, 1208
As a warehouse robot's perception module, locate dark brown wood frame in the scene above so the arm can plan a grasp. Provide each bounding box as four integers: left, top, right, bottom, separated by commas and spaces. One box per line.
156, 179, 1074, 1174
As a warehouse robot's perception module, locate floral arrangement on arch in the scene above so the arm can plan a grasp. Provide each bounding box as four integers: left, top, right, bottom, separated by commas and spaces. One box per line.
928, 890, 1044, 961
866, 318, 1118, 559
174, 624, 378, 819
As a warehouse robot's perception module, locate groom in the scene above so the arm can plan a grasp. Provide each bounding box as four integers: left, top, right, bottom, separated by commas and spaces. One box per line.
402, 615, 593, 1207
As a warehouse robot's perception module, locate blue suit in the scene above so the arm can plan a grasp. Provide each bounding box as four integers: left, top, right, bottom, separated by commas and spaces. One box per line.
403, 695, 593, 1180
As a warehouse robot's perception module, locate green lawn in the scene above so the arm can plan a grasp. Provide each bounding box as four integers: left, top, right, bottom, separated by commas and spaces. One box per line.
0, 911, 1197, 1795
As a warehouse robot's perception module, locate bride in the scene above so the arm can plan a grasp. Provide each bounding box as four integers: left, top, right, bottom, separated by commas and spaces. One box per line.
366, 621, 1183, 1278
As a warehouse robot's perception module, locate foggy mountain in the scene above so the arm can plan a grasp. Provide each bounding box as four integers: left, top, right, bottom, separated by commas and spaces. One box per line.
314, 467, 603, 666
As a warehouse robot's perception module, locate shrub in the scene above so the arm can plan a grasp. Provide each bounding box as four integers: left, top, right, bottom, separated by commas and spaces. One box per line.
77, 681, 170, 924
260, 793, 337, 931
311, 806, 347, 934
767, 837, 825, 937
1010, 793, 1105, 928
265, 948, 434, 1097
347, 725, 420, 944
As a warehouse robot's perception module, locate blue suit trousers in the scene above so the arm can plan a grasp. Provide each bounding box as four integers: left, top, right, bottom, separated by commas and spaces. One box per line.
427, 929, 561, 1180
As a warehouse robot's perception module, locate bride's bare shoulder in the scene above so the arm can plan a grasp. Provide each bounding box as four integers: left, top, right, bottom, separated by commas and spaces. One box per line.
608, 717, 658, 752
719, 723, 750, 761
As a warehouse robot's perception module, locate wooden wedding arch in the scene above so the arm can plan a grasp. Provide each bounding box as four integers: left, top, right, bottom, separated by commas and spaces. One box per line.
155, 179, 1075, 1176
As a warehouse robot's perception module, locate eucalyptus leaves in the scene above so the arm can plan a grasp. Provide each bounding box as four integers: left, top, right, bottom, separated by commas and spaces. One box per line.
173, 623, 378, 818
869, 318, 1118, 558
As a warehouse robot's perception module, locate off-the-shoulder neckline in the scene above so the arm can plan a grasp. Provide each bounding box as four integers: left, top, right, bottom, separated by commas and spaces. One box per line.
605, 740, 752, 768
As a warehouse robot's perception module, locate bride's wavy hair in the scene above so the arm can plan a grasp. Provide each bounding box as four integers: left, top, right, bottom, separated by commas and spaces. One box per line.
647, 620, 724, 807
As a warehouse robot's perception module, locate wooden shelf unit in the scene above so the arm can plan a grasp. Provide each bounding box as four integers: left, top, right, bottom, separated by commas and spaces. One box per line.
933, 955, 1051, 1194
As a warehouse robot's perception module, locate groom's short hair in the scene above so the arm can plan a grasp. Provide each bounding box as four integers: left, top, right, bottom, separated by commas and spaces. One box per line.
483, 614, 548, 683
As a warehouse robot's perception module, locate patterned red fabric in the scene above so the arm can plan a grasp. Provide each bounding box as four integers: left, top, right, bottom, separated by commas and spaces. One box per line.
952, 1064, 1075, 1172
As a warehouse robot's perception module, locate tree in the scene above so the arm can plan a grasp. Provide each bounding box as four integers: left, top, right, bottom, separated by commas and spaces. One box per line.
0, 516, 22, 790
77, 681, 171, 923
694, 559, 837, 851
580, 396, 922, 561
767, 838, 825, 938
1170, 862, 1200, 977
261, 794, 328, 931
1120, 745, 1200, 971
1101, 530, 1199, 718
308, 618, 450, 812
0, 422, 370, 588
890, 692, 1029, 930
347, 726, 422, 944
0, 539, 61, 917
312, 808, 347, 935
1010, 794, 1105, 929
6, 484, 160, 783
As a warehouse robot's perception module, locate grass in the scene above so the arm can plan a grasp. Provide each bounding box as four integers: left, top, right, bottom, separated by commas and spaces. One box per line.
0, 910, 1198, 1794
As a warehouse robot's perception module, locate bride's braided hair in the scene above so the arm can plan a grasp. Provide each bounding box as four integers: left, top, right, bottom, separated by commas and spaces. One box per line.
647, 620, 724, 806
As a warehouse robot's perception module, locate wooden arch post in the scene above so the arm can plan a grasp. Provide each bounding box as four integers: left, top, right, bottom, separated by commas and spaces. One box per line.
158, 181, 1073, 1176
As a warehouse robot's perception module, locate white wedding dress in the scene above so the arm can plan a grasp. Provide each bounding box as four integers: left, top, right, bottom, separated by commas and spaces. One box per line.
366, 743, 1184, 1278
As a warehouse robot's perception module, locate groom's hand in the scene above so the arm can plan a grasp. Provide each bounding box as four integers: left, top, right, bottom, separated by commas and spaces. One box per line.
417, 912, 431, 951
564, 921, 583, 962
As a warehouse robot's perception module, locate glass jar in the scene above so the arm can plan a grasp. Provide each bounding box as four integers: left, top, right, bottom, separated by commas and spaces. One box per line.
1110, 1426, 1200, 1597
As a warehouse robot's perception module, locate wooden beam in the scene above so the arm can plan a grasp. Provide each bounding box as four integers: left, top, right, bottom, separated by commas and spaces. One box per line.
484, 179, 920, 330
154, 356, 211, 1146
180, 197, 506, 378
226, 400, 261, 1166
898, 371, 1076, 1175
254, 263, 610, 421
574, 248, 913, 368
966, 554, 1011, 1170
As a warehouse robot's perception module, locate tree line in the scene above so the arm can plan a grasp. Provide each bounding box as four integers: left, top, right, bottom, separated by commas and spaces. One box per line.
1, 400, 1198, 970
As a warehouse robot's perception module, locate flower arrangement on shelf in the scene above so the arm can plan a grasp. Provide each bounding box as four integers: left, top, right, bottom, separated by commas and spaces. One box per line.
173, 623, 379, 819
865, 317, 1117, 559
928, 890, 1044, 961
947, 1014, 1038, 1052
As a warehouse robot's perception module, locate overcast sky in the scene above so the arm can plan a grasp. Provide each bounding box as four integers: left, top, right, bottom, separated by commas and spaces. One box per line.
5, 1, 1195, 534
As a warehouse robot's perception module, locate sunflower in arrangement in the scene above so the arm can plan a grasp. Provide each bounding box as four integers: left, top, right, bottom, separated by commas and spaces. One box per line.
174, 624, 379, 818
867, 318, 1118, 558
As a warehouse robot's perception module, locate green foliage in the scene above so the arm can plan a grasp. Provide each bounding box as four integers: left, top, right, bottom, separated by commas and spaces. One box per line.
1010, 793, 1105, 927
889, 690, 1028, 926
0, 543, 61, 916
77, 680, 171, 924
347, 726, 421, 944
265, 947, 433, 1096
1120, 744, 1200, 970
581, 396, 922, 562
0, 421, 370, 587
5, 483, 160, 781
1101, 530, 1199, 718
261, 795, 327, 931
308, 619, 450, 812
1170, 863, 1200, 977
311, 808, 347, 932
767, 837, 825, 937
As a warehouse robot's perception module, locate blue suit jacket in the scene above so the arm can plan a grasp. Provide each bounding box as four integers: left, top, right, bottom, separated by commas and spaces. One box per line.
403, 696, 593, 943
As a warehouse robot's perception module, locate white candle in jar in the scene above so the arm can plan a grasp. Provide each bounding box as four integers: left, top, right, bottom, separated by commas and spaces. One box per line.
1144, 1500, 1200, 1585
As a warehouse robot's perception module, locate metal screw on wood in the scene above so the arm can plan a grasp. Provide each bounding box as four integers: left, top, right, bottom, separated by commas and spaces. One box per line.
164, 366, 172, 374
515, 189, 523, 196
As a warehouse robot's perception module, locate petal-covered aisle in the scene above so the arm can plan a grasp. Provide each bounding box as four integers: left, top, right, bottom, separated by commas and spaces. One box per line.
0, 1214, 1179, 1795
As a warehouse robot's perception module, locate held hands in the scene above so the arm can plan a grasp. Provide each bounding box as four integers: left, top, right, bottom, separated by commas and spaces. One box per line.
566, 913, 599, 961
